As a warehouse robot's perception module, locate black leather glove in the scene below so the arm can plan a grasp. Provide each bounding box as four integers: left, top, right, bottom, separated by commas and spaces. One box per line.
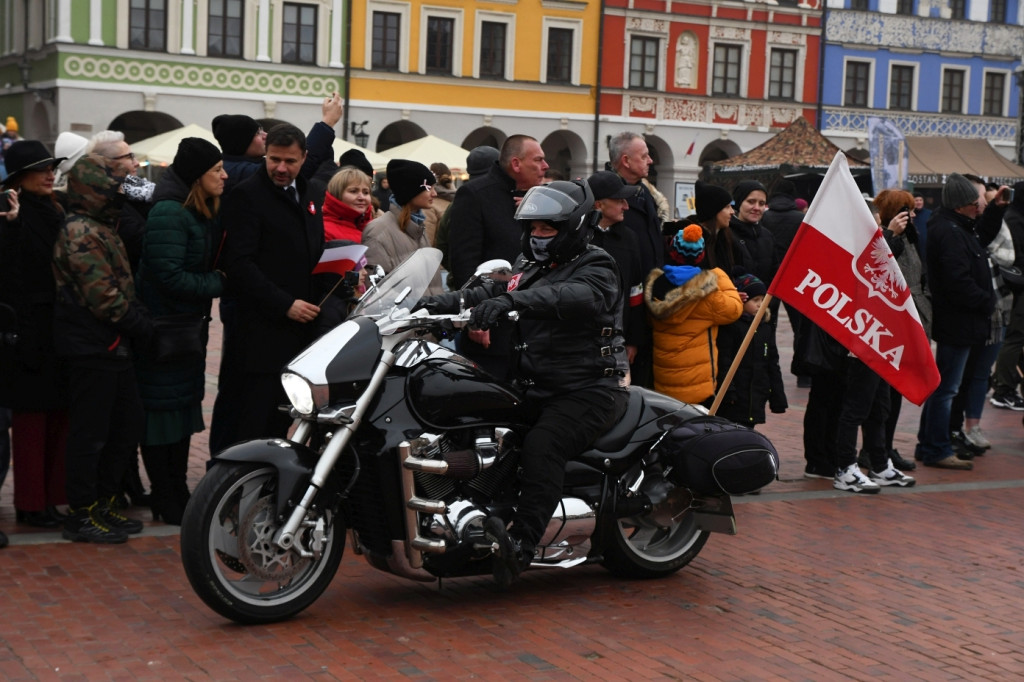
470, 294, 515, 330
414, 293, 459, 314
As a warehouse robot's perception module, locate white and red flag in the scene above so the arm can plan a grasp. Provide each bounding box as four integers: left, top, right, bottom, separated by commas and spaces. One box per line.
768, 152, 939, 405
313, 243, 368, 276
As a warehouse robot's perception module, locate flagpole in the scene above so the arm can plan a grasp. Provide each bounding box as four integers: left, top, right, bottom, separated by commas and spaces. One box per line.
709, 293, 773, 416
317, 274, 347, 307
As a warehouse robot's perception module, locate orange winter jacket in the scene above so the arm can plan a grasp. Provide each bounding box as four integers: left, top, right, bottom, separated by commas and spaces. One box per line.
644, 267, 743, 404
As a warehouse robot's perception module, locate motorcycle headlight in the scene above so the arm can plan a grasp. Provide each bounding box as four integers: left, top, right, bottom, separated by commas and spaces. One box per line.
281, 372, 315, 416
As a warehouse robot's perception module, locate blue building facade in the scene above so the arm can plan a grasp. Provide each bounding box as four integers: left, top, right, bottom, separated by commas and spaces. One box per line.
819, 0, 1024, 185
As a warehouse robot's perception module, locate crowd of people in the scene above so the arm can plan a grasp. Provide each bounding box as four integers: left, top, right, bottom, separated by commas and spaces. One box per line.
2, 103, 1023, 556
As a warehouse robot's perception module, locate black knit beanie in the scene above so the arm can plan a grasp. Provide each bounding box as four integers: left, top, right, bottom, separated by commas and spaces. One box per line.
338, 149, 373, 176
172, 137, 223, 187
732, 180, 768, 208
695, 180, 733, 221
211, 114, 260, 156
387, 159, 436, 206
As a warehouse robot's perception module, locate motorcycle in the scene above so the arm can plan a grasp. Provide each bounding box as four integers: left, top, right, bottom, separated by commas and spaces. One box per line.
180, 248, 779, 624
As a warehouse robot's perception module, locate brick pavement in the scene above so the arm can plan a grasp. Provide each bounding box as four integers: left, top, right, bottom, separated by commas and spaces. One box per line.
2, 310, 1024, 680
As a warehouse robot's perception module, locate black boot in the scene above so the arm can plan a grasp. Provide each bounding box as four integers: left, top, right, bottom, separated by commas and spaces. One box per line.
62, 503, 128, 544
483, 517, 530, 589
141, 443, 179, 524
167, 439, 192, 525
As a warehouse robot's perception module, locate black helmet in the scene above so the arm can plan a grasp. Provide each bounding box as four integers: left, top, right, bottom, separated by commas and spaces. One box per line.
516, 180, 596, 263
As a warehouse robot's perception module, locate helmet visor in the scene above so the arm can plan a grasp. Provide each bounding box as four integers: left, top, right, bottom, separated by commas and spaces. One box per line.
514, 185, 580, 223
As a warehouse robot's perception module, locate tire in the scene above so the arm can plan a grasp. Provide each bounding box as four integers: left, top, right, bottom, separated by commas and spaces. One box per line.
180, 463, 345, 624
600, 504, 709, 579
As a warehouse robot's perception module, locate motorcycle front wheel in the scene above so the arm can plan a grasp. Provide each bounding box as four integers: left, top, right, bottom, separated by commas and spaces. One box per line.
180, 463, 345, 624
600, 507, 708, 579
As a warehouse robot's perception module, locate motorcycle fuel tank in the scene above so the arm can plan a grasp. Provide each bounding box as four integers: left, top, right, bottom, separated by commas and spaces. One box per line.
408, 357, 524, 429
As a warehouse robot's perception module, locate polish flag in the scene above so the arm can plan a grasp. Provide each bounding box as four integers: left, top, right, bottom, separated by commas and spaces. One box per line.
767, 152, 939, 405
685, 138, 696, 157
313, 243, 368, 276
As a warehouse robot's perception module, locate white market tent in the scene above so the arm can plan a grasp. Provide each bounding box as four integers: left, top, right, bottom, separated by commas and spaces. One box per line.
132, 124, 219, 165
331, 137, 389, 171
379, 134, 470, 171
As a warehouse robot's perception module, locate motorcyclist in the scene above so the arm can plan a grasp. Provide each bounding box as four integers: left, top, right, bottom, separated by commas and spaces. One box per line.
418, 179, 630, 588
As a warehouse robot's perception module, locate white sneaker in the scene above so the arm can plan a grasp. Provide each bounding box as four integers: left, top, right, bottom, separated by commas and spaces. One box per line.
964, 426, 991, 450
869, 459, 916, 487
833, 463, 881, 494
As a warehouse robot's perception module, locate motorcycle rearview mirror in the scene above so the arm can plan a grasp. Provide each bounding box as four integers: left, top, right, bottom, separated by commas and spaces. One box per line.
461, 259, 514, 291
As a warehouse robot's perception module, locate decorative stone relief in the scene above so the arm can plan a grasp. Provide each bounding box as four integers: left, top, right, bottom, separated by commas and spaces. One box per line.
709, 26, 750, 41
822, 106, 1015, 142
629, 96, 658, 114
674, 33, 698, 89
767, 31, 805, 46
61, 53, 341, 95
825, 11, 1022, 57
626, 17, 669, 34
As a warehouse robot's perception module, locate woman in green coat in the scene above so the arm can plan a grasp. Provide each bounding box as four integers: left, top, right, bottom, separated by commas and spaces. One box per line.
136, 138, 226, 524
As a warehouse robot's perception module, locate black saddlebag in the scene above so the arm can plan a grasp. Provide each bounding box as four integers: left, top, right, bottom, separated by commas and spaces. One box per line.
657, 416, 779, 495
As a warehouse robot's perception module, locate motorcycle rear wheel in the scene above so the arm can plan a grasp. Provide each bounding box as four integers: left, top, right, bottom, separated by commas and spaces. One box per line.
600, 509, 708, 579
180, 463, 345, 624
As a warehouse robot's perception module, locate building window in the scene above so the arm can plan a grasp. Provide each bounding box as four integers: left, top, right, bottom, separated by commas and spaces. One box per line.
129, 0, 166, 51
712, 44, 743, 97
768, 48, 797, 100
546, 27, 573, 84
628, 37, 659, 89
282, 3, 316, 64
991, 0, 1007, 22
480, 21, 507, 79
850, 0, 868, 9
889, 65, 914, 111
208, 0, 243, 58
983, 72, 1006, 116
425, 16, 453, 74
844, 60, 870, 107
941, 69, 965, 113
896, 0, 914, 13
372, 11, 401, 70
949, 0, 965, 18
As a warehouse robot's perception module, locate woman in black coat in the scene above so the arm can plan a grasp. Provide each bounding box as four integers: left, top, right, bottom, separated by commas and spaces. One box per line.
0, 141, 70, 528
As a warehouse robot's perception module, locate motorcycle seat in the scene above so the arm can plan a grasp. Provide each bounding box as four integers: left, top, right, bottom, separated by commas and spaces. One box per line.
587, 389, 645, 455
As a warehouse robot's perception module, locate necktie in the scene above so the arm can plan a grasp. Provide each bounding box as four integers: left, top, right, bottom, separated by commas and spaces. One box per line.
285, 186, 298, 204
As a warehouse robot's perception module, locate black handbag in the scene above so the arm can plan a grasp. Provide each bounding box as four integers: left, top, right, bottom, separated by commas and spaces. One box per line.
152, 314, 210, 363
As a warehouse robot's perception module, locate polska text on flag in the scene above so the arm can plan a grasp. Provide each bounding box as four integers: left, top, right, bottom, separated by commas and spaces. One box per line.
313, 243, 368, 276
767, 152, 939, 405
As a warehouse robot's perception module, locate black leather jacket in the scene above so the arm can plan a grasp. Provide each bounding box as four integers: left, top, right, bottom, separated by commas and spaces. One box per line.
431, 245, 627, 399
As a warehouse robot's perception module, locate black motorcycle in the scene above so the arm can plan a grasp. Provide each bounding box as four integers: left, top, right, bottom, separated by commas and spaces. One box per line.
180, 248, 779, 624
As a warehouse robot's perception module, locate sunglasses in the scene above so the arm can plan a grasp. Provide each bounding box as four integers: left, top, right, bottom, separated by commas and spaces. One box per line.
108, 152, 136, 162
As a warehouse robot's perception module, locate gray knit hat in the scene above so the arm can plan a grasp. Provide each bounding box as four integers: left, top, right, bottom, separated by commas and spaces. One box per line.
942, 173, 979, 210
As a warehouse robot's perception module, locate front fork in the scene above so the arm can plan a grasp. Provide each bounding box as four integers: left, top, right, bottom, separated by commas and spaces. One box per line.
274, 348, 397, 551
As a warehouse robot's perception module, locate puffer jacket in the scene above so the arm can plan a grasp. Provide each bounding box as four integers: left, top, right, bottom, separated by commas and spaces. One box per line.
135, 167, 225, 413
432, 245, 627, 400
645, 267, 742, 404
52, 154, 152, 361
363, 203, 443, 294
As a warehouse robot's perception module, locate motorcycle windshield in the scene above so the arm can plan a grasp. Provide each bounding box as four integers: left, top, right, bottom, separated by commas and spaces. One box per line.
352, 248, 443, 319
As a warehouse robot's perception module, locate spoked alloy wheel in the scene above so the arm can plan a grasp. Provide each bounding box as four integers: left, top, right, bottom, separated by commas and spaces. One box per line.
601, 489, 709, 579
180, 464, 344, 624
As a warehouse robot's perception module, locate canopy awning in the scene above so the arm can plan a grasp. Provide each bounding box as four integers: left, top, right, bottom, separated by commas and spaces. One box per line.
906, 137, 1024, 186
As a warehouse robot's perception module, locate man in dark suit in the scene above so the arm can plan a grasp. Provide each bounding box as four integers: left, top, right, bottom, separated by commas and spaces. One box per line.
214, 123, 328, 444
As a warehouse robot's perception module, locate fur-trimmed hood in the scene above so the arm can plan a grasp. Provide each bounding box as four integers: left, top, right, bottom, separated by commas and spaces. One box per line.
644, 267, 720, 320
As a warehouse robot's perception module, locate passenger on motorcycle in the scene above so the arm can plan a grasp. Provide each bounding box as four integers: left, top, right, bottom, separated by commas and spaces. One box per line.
419, 179, 630, 588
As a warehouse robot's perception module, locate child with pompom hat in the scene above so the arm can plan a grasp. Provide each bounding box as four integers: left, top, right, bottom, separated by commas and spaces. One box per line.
644, 224, 743, 405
